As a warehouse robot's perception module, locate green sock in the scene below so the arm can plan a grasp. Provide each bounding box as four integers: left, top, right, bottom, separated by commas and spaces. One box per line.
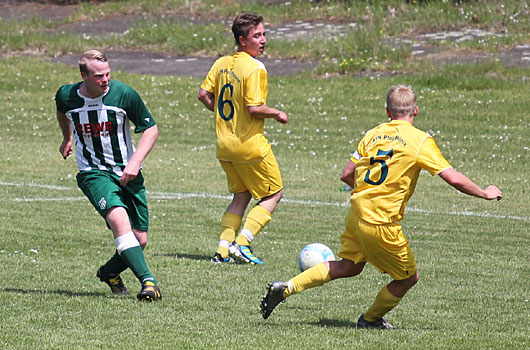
120, 246, 157, 285
103, 251, 128, 277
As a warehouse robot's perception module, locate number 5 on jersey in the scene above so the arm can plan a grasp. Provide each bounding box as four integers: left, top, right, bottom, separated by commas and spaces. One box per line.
364, 149, 394, 185
218, 83, 234, 121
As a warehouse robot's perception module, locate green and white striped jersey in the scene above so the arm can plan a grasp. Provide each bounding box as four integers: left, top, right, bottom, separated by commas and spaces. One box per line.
55, 80, 156, 176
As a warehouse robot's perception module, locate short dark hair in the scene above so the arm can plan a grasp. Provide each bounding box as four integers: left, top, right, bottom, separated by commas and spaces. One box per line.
79, 49, 107, 74
232, 12, 263, 46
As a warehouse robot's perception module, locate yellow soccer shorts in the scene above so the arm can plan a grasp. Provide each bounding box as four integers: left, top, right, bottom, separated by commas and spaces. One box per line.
219, 150, 283, 200
338, 209, 416, 280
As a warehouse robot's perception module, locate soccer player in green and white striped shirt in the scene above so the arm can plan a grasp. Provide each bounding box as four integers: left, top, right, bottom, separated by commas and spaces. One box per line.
55, 50, 161, 301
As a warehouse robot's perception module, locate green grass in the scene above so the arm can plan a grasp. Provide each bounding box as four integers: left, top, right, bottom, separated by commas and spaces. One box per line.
0, 54, 529, 349
1, 0, 528, 74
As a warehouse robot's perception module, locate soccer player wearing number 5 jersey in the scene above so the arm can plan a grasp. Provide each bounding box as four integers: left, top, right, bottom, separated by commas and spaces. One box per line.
260, 85, 502, 328
198, 13, 288, 265
55, 50, 161, 301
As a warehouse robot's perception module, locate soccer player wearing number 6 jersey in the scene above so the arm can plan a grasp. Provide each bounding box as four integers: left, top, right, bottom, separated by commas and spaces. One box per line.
55, 50, 161, 301
198, 13, 288, 265
260, 85, 502, 328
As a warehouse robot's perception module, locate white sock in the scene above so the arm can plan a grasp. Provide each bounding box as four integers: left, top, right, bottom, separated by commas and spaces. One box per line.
240, 228, 255, 243
114, 231, 140, 255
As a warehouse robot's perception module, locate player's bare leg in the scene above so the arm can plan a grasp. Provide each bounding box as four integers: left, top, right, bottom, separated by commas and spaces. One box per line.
387, 271, 419, 298
106, 206, 133, 238
256, 189, 283, 214
327, 259, 366, 279
226, 191, 252, 216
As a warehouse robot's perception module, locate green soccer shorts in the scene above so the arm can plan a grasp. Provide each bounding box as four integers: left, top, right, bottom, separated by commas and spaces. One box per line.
76, 170, 149, 231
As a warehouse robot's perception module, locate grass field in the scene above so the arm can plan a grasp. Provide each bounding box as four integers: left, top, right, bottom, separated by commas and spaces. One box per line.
1, 0, 529, 73
1, 55, 528, 349
1, 0, 529, 348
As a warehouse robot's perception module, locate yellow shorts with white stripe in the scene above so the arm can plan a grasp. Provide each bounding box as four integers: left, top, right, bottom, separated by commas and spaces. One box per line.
338, 209, 416, 280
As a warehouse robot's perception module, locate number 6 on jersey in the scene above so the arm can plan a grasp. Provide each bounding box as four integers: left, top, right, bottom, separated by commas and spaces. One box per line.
218, 83, 234, 121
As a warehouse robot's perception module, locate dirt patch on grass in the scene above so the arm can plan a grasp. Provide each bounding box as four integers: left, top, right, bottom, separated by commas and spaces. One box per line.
2, 1, 529, 76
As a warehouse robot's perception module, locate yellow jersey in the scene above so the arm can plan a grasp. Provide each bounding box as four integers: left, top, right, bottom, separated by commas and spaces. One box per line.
350, 120, 452, 224
201, 51, 271, 162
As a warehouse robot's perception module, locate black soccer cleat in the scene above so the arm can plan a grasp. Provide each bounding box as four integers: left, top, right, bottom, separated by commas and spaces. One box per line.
97, 266, 129, 295
356, 314, 395, 330
137, 281, 162, 302
260, 281, 287, 319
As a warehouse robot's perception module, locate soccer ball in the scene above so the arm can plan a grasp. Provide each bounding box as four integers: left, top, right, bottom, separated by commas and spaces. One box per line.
298, 243, 335, 272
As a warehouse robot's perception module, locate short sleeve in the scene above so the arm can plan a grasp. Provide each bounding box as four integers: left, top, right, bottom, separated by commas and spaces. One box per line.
55, 86, 66, 113
124, 87, 156, 133
351, 136, 368, 163
417, 136, 452, 175
244, 68, 266, 106
200, 63, 217, 93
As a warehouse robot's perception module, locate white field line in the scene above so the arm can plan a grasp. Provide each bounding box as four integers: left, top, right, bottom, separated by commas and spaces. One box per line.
12, 196, 85, 203
0, 181, 71, 191
2, 181, 528, 222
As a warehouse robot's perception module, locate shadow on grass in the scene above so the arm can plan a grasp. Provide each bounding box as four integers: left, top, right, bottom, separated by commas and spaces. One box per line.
4, 288, 107, 298
155, 252, 261, 266
155, 252, 211, 261
311, 318, 411, 330
311, 318, 357, 328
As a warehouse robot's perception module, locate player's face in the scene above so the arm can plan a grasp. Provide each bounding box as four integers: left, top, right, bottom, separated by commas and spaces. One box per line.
82, 59, 111, 97
240, 22, 266, 57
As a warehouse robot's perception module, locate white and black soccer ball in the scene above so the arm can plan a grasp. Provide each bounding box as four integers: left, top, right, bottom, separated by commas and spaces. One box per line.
298, 243, 335, 272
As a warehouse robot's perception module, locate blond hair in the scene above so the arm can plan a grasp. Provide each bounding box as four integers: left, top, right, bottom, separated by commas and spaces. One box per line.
79, 49, 107, 74
386, 85, 417, 117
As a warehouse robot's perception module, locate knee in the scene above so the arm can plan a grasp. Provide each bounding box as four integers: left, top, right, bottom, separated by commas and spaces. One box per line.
133, 230, 148, 249
270, 189, 284, 205
345, 259, 365, 277
231, 191, 252, 206
406, 271, 420, 289
106, 206, 127, 226
412, 271, 420, 286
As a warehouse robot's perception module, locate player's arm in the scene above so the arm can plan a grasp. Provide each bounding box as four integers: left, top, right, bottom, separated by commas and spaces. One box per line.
438, 167, 502, 200
198, 88, 215, 112
56, 110, 73, 160
340, 159, 357, 189
247, 104, 288, 124
120, 125, 159, 186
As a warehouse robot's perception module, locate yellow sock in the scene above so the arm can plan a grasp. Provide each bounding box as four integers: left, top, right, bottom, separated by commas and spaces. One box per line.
217, 212, 242, 258
235, 205, 271, 246
284, 262, 331, 298
364, 286, 402, 322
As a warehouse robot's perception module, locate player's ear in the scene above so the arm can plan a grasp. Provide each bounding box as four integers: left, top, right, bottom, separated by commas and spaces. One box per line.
413, 105, 419, 116
386, 108, 392, 118
238, 35, 246, 47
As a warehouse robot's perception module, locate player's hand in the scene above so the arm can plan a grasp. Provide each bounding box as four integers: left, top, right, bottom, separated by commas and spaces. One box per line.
120, 163, 140, 187
275, 111, 288, 124
484, 185, 502, 201
59, 139, 73, 159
